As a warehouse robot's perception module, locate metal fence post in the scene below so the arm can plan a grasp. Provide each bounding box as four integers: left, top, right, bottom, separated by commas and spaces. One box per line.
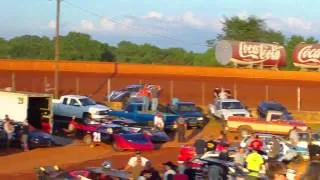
201, 82, 205, 106
297, 86, 301, 111
170, 80, 174, 100
76, 77, 80, 94
265, 85, 269, 100
233, 83, 237, 99
11, 72, 16, 91
107, 78, 111, 103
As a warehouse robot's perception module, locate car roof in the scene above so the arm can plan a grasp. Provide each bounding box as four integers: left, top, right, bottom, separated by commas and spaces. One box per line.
62, 95, 88, 99
219, 99, 240, 102
177, 102, 195, 105
259, 101, 285, 108
126, 84, 143, 88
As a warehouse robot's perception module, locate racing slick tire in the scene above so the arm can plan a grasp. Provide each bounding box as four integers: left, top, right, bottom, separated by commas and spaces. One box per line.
83, 134, 93, 145
112, 142, 124, 152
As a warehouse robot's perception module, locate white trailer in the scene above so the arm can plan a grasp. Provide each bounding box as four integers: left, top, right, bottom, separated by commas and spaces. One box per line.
0, 90, 53, 131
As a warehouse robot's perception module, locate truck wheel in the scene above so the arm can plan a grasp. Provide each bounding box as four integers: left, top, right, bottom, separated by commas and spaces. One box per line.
83, 134, 93, 145
238, 126, 252, 136
112, 142, 124, 152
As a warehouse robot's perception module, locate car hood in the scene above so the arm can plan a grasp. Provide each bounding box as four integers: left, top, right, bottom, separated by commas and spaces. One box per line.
88, 104, 110, 112
222, 109, 249, 115
178, 111, 203, 117
121, 133, 150, 144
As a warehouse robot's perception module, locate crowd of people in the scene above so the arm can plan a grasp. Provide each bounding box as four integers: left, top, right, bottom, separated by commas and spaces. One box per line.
135, 84, 161, 112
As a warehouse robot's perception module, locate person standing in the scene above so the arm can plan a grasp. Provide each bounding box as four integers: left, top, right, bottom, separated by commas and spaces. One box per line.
138, 84, 150, 112
154, 112, 164, 130
176, 116, 186, 143
150, 86, 160, 112
268, 136, 281, 160
234, 147, 246, 166
163, 161, 177, 180
289, 127, 299, 146
3, 117, 15, 150
21, 119, 29, 151
245, 149, 265, 179
194, 136, 207, 157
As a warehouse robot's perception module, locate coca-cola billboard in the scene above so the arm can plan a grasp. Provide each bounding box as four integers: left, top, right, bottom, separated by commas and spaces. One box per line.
215, 40, 286, 66
292, 43, 320, 68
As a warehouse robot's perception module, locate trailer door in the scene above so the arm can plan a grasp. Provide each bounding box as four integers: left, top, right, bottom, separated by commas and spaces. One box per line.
0, 92, 28, 122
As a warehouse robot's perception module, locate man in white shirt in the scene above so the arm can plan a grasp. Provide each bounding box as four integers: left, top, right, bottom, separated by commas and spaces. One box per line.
219, 88, 228, 99
289, 127, 299, 145
125, 151, 149, 170
154, 112, 164, 130
163, 161, 176, 180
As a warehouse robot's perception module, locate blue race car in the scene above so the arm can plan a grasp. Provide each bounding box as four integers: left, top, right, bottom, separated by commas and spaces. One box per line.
257, 101, 293, 120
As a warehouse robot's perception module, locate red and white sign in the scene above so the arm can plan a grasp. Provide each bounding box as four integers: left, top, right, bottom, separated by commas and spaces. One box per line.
215, 40, 286, 66
293, 43, 320, 68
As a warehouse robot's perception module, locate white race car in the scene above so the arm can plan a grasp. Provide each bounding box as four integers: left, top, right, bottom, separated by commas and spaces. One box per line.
240, 133, 298, 162
292, 131, 320, 159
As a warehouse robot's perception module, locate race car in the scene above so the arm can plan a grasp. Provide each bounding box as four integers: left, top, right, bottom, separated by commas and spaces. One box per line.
292, 131, 320, 159
67, 118, 162, 151
0, 122, 54, 149
107, 84, 160, 103
35, 161, 131, 180
240, 133, 299, 162
257, 101, 293, 120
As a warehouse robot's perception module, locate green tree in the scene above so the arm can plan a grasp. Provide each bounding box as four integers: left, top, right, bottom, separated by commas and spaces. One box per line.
9, 35, 54, 59
218, 16, 285, 44
0, 38, 10, 58
284, 35, 318, 69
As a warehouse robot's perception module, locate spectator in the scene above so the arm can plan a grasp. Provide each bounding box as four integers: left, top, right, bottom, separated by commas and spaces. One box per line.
218, 88, 228, 99
308, 138, 320, 161
248, 135, 264, 154
125, 151, 149, 170
208, 163, 228, 180
176, 116, 186, 143
173, 164, 188, 180
289, 127, 299, 146
137, 84, 150, 112
139, 161, 161, 180
218, 148, 231, 161
234, 147, 246, 166
184, 162, 196, 180
150, 86, 160, 112
3, 116, 15, 150
300, 160, 320, 180
268, 136, 281, 160
266, 161, 288, 180
194, 136, 207, 157
163, 161, 176, 180
245, 149, 265, 179
154, 112, 164, 130
21, 119, 29, 151
206, 136, 215, 152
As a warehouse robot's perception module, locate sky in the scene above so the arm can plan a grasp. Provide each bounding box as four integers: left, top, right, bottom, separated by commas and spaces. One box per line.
0, 0, 319, 52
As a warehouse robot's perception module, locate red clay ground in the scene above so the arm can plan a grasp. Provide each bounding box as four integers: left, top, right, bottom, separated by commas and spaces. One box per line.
0, 121, 309, 180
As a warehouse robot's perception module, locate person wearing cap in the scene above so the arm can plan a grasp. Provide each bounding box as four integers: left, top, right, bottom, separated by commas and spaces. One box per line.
162, 161, 176, 180
125, 151, 149, 171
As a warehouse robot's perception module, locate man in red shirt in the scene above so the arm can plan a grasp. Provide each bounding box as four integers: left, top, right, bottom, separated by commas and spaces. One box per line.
249, 135, 264, 153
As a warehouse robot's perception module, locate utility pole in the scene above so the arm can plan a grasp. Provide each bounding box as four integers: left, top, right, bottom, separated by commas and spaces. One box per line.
54, 0, 61, 98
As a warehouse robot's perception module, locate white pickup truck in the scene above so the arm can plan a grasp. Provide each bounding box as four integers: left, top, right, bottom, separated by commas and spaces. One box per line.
208, 98, 250, 120
52, 95, 111, 120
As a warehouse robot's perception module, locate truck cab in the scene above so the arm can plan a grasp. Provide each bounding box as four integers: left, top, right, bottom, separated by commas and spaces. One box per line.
209, 98, 250, 120
109, 102, 179, 131
53, 95, 111, 120
167, 100, 205, 128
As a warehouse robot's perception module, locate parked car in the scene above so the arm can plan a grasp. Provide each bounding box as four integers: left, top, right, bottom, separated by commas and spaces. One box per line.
108, 102, 179, 132
53, 95, 111, 120
208, 98, 250, 120
257, 101, 293, 120
107, 84, 160, 103
291, 131, 320, 159
166, 99, 205, 129
226, 110, 308, 135
240, 133, 299, 162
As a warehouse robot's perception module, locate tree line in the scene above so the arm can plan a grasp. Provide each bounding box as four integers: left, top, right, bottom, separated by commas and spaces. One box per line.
0, 16, 318, 69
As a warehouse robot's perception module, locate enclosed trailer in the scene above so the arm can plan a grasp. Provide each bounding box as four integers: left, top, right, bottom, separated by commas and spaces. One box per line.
0, 90, 53, 132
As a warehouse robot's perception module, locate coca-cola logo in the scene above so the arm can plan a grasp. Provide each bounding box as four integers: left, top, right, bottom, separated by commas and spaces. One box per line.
297, 45, 320, 64
238, 42, 282, 61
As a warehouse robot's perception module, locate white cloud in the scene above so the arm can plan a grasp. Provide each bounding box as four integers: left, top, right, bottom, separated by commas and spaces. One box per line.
182, 11, 206, 28
100, 17, 116, 31
48, 20, 55, 29
144, 11, 163, 20
81, 20, 95, 31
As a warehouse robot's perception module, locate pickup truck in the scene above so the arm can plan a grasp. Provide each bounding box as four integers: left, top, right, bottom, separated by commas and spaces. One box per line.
257, 101, 293, 120
53, 95, 111, 120
166, 101, 205, 129
225, 110, 308, 135
108, 102, 179, 131
208, 98, 250, 120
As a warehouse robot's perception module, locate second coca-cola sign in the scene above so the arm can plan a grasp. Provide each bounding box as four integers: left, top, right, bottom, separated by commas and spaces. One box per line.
238, 42, 282, 61
293, 44, 320, 66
